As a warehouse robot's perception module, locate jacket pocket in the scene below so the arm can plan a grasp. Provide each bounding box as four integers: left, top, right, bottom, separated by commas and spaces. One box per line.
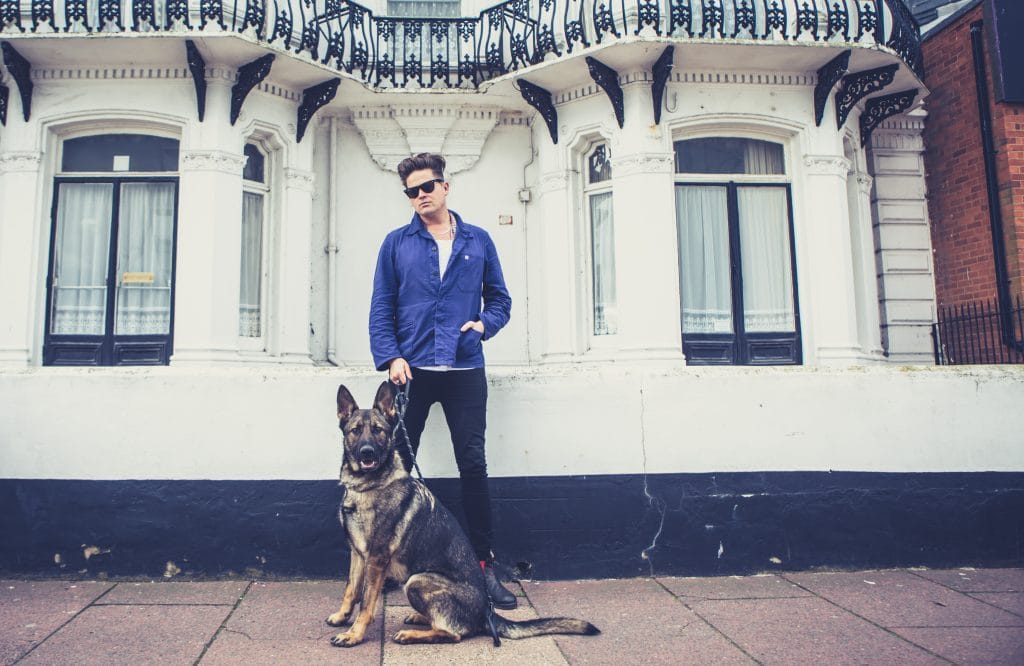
456, 327, 483, 360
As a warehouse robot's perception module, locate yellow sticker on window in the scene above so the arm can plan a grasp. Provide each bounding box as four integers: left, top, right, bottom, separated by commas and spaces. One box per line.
122, 272, 155, 284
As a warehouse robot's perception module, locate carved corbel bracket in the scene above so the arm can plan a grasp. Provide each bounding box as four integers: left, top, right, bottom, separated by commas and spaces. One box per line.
184, 41, 206, 122
834, 63, 898, 129
859, 88, 918, 147
586, 56, 623, 129
297, 78, 340, 142
814, 50, 850, 127
518, 79, 558, 144
230, 54, 275, 125
651, 45, 674, 125
1, 41, 31, 122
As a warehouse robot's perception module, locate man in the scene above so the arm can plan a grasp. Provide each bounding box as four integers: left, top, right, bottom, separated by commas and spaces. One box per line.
369, 153, 516, 609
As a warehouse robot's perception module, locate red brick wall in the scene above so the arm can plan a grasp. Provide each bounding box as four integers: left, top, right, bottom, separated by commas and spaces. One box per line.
923, 3, 1024, 309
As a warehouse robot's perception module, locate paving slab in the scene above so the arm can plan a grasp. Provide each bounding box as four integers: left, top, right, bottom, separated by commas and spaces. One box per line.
912, 568, 1024, 593
221, 581, 382, 659
659, 574, 811, 601
0, 580, 113, 664
691, 596, 943, 665
18, 604, 229, 666
969, 593, 1024, 617
524, 578, 753, 665
98, 581, 249, 605
382, 596, 567, 665
784, 570, 1024, 628
201, 630, 376, 666
892, 626, 1024, 666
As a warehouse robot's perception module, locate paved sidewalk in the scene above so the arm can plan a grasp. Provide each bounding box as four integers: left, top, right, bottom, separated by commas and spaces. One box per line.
2, 568, 1022, 665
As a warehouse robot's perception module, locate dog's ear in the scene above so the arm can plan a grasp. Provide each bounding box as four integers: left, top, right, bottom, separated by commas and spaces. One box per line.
373, 380, 397, 421
337, 384, 359, 424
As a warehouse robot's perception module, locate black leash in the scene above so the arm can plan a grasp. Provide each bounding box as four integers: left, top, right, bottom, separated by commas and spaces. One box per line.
486, 601, 501, 646
392, 380, 424, 481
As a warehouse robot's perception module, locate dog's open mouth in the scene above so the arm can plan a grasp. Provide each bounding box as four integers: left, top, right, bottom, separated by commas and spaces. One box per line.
358, 450, 379, 471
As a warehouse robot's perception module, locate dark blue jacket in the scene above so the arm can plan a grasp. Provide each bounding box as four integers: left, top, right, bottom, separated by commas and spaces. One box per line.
369, 211, 512, 371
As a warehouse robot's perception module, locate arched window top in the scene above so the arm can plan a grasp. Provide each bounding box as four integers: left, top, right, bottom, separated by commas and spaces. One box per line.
674, 137, 784, 176
61, 134, 179, 173
243, 143, 266, 183
587, 143, 612, 184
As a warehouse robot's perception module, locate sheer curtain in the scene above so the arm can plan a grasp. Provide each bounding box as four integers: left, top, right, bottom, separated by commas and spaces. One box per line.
239, 192, 264, 337
737, 187, 795, 332
589, 191, 617, 335
114, 182, 175, 335
675, 185, 732, 333
51, 183, 114, 335
743, 140, 785, 175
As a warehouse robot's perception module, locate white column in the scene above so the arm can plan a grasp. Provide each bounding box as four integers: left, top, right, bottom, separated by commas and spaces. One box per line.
802, 154, 864, 365
273, 162, 315, 363
171, 75, 245, 364
0, 151, 43, 366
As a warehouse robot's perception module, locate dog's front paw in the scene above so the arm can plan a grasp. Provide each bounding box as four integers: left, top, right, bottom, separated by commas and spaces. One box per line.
393, 629, 416, 644
331, 631, 363, 648
325, 611, 351, 626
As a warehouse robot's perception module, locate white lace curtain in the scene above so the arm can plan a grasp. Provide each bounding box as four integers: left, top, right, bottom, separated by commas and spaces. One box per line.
51, 183, 113, 335
239, 192, 264, 338
737, 187, 795, 332
676, 185, 732, 334
589, 191, 617, 336
114, 183, 175, 335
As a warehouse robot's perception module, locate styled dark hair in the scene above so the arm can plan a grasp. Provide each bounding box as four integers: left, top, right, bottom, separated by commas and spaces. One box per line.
397, 153, 445, 185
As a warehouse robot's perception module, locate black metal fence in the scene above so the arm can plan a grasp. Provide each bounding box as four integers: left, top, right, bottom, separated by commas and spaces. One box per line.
932, 296, 1024, 365
0, 0, 923, 89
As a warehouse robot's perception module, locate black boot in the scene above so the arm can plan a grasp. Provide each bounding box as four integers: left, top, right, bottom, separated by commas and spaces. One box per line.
482, 562, 517, 610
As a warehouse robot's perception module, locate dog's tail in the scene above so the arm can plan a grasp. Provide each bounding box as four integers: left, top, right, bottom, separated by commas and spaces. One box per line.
493, 615, 600, 639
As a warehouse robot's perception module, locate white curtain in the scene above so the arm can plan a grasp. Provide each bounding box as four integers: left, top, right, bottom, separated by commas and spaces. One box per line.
239, 192, 264, 338
51, 183, 114, 335
676, 186, 732, 333
114, 182, 175, 335
743, 140, 785, 175
737, 187, 795, 332
589, 191, 617, 335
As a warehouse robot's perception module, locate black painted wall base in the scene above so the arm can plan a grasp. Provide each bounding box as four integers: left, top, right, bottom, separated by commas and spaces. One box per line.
2, 472, 1022, 580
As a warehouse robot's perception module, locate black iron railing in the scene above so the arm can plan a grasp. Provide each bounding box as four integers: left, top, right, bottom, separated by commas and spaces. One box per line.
933, 296, 1024, 365
0, 0, 922, 89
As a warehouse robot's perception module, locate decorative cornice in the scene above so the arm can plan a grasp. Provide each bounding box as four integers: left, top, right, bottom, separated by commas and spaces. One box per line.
538, 171, 569, 194
0, 151, 43, 173
554, 69, 815, 106
351, 105, 502, 174
30, 67, 299, 102
869, 131, 924, 151
612, 153, 674, 176
181, 150, 245, 174
284, 167, 315, 191
803, 155, 852, 178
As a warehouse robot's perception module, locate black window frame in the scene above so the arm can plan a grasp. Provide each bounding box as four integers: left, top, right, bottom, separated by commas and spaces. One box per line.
675, 180, 802, 366
43, 175, 180, 366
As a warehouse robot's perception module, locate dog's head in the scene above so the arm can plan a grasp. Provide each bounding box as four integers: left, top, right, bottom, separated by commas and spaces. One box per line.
336, 381, 399, 475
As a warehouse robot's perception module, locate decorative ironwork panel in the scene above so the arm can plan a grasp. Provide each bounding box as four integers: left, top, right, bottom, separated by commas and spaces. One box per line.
856, 0, 877, 40
518, 78, 558, 144
593, 3, 619, 44
242, 0, 265, 35
835, 63, 898, 129
796, 0, 818, 39
165, 0, 190, 28
859, 87, 917, 146
669, 0, 693, 35
1, 0, 22, 32
132, 0, 155, 30
827, 0, 850, 40
636, 0, 660, 35
200, 0, 223, 30
269, 9, 293, 49
764, 0, 787, 37
586, 56, 623, 128
231, 54, 275, 125
97, 0, 122, 30
1, 42, 31, 122
652, 45, 675, 125
885, 0, 924, 78
185, 41, 207, 122
702, 0, 723, 38
814, 50, 850, 126
31, 0, 54, 31
65, 0, 89, 31
733, 0, 755, 38
297, 78, 340, 143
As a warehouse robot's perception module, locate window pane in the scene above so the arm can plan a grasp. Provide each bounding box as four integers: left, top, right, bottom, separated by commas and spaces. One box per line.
675, 138, 784, 175
588, 144, 612, 184
240, 192, 264, 337
675, 186, 733, 333
590, 192, 616, 335
737, 187, 795, 332
51, 183, 114, 335
63, 135, 180, 173
243, 144, 265, 183
114, 183, 176, 335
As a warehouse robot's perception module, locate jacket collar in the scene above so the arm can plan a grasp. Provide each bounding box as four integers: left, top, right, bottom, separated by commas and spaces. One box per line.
405, 210, 473, 239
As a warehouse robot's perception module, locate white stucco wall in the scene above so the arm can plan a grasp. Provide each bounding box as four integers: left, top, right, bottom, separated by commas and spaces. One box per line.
1, 366, 1022, 480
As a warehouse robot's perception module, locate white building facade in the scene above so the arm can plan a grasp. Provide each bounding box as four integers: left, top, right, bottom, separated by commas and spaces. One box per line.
2, 1, 1022, 579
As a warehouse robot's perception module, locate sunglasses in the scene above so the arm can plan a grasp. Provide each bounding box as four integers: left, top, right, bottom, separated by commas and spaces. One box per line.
403, 178, 445, 198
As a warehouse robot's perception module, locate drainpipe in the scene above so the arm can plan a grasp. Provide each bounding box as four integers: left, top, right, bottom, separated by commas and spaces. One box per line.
326, 115, 341, 365
970, 20, 1023, 349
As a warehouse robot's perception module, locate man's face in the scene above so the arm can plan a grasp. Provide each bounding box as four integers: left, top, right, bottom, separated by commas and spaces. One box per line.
404, 168, 449, 218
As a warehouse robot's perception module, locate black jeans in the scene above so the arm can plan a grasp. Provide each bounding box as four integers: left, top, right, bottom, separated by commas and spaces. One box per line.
399, 368, 492, 561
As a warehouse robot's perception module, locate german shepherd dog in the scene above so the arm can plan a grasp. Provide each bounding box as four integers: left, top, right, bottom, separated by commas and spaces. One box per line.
326, 380, 600, 647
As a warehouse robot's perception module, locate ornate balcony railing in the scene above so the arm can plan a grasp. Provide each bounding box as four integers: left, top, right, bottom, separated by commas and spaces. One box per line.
0, 0, 923, 89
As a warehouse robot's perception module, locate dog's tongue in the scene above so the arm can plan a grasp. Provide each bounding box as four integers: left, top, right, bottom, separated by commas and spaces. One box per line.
360, 460, 378, 470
